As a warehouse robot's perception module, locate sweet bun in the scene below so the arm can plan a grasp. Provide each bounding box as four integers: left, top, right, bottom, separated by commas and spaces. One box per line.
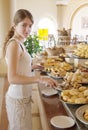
62, 95, 69, 101
75, 98, 87, 104
84, 90, 88, 96
69, 89, 78, 96
78, 86, 87, 92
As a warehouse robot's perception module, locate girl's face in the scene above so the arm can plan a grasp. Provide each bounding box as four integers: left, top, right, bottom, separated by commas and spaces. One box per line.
14, 17, 33, 39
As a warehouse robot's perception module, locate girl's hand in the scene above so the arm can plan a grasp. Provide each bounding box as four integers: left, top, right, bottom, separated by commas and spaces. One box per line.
39, 76, 58, 88
32, 64, 44, 70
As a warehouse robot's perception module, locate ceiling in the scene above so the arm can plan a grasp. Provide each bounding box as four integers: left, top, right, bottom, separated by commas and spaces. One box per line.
56, 0, 70, 5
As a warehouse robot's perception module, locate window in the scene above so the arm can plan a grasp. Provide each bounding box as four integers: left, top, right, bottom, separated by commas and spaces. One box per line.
37, 17, 57, 48
38, 17, 57, 36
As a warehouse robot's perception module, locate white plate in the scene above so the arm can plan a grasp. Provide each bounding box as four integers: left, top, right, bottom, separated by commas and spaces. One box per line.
75, 105, 88, 125
50, 115, 75, 128
66, 52, 73, 58
55, 86, 62, 91
41, 88, 58, 96
54, 84, 64, 91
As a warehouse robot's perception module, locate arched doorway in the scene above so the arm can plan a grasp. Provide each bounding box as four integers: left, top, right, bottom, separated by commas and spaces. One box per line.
70, 4, 88, 43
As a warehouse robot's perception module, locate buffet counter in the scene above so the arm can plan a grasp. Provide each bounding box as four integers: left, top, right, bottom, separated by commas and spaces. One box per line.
36, 71, 88, 130
37, 83, 78, 130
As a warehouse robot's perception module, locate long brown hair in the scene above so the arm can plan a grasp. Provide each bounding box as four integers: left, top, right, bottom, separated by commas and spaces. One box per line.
3, 9, 34, 56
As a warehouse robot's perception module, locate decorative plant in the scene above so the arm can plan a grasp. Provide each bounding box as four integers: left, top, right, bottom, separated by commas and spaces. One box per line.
24, 34, 42, 57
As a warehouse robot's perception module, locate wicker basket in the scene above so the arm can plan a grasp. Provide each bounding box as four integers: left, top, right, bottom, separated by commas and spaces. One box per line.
46, 47, 65, 56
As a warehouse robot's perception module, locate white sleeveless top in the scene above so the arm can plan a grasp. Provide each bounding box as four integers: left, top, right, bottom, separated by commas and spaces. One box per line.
5, 38, 32, 99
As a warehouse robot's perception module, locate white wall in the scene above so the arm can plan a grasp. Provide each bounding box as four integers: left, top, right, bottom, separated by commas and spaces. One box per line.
0, 0, 11, 45
0, 0, 88, 47
14, 0, 57, 33
13, 0, 88, 32
57, 0, 88, 29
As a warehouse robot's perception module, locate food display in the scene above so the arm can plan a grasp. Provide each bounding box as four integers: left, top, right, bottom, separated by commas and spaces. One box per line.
73, 43, 88, 58
60, 87, 88, 104
48, 67, 66, 78
48, 62, 73, 77
36, 44, 88, 129
42, 57, 63, 67
57, 81, 82, 91
43, 60, 73, 78
37, 44, 88, 129
64, 69, 88, 86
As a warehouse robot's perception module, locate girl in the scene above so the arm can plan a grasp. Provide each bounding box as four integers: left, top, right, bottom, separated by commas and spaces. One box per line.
3, 9, 57, 130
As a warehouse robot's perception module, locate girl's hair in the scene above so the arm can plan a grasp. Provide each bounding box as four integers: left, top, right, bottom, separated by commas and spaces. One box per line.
3, 9, 34, 55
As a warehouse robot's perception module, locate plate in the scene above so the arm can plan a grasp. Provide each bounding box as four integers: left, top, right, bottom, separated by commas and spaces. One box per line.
66, 52, 73, 58
55, 86, 63, 91
50, 115, 75, 128
55, 84, 65, 91
41, 88, 58, 96
47, 73, 63, 79
75, 105, 88, 125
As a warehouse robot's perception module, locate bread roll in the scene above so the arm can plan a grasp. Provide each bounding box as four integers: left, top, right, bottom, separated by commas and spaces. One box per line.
84, 90, 88, 96
75, 97, 87, 104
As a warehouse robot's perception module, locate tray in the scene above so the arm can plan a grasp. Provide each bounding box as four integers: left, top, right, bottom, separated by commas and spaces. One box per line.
59, 94, 88, 105
47, 73, 63, 79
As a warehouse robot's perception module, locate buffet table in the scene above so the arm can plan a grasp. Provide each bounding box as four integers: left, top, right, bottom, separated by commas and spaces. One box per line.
38, 83, 76, 130
36, 71, 88, 130
34, 44, 88, 130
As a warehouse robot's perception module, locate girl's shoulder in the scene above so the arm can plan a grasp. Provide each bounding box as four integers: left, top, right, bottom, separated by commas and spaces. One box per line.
6, 38, 20, 48
8, 38, 19, 44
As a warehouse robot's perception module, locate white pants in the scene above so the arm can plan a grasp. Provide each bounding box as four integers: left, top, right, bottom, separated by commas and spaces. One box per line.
6, 94, 32, 130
